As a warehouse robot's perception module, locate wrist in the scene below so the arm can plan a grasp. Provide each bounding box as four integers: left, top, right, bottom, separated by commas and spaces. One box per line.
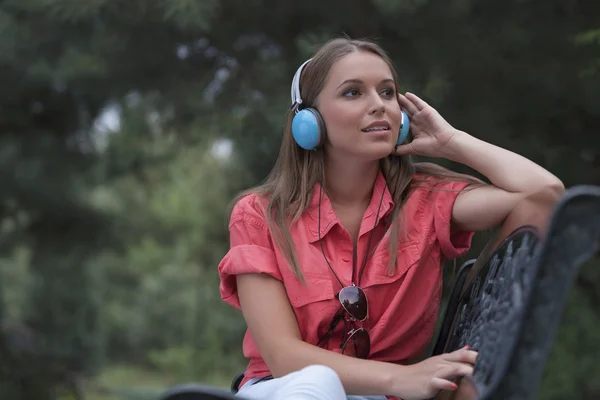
381, 363, 411, 396
439, 129, 475, 162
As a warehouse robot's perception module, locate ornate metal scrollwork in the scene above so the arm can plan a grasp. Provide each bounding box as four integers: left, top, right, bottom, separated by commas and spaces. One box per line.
443, 229, 540, 397
436, 186, 600, 400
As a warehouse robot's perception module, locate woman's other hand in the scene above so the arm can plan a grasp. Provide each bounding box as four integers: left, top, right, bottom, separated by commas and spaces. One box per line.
394, 92, 460, 158
390, 346, 478, 400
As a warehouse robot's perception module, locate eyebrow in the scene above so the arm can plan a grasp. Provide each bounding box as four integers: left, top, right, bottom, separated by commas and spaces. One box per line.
336, 78, 395, 89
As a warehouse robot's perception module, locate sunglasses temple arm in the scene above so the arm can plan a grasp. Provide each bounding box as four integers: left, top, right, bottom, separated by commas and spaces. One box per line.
316, 311, 344, 347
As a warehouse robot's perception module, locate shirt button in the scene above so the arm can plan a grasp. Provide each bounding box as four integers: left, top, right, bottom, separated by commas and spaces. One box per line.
342, 256, 350, 262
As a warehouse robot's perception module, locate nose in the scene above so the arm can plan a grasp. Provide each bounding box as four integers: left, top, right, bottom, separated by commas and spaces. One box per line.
368, 91, 385, 115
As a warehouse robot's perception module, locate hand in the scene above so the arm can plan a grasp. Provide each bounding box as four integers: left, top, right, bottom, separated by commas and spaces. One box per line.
392, 346, 478, 400
395, 92, 461, 158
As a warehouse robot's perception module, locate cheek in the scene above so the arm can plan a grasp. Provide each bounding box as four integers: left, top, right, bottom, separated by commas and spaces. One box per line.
321, 103, 359, 135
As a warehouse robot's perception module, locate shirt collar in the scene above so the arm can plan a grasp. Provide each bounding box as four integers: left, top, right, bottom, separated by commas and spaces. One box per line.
304, 170, 394, 243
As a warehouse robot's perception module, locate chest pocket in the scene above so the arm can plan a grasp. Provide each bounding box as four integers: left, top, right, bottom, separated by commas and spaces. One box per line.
284, 272, 336, 309
361, 240, 422, 288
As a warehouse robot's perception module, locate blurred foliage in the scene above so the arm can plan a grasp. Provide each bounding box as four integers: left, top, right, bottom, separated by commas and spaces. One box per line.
0, 0, 598, 399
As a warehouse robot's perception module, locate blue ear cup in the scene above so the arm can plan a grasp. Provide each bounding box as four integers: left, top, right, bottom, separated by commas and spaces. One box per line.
291, 107, 325, 150
290, 58, 327, 150
397, 111, 410, 145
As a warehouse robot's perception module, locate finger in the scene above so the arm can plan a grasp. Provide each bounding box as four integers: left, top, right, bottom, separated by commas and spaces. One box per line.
398, 95, 419, 116
397, 93, 419, 116
405, 92, 430, 110
445, 362, 474, 378
431, 377, 458, 392
393, 143, 416, 156
445, 348, 478, 364
445, 346, 469, 358
464, 350, 478, 365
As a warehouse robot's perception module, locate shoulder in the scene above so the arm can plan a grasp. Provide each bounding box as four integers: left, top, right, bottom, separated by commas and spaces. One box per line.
229, 192, 270, 228
409, 172, 475, 198
404, 172, 476, 221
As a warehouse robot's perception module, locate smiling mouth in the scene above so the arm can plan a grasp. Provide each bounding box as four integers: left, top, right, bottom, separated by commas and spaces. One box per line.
362, 126, 390, 132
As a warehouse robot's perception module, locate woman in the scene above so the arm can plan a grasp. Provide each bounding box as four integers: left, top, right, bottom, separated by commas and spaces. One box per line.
217, 38, 563, 400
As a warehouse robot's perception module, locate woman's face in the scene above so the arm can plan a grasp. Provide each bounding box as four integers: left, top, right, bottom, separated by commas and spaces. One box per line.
315, 50, 402, 161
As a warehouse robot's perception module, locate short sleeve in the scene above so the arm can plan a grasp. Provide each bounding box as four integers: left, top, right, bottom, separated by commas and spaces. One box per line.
218, 195, 283, 309
432, 180, 475, 260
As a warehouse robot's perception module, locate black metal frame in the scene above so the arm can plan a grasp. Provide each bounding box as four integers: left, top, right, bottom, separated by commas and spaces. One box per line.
158, 185, 600, 400
431, 185, 600, 400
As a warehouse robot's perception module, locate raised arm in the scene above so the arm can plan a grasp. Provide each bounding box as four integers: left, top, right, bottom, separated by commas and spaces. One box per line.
446, 131, 564, 232
396, 92, 564, 233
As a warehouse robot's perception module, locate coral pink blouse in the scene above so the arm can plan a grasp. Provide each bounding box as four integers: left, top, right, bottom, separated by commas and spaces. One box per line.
218, 172, 474, 394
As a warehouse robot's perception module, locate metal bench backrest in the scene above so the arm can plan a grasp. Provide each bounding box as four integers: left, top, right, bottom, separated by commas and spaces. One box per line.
433, 186, 600, 400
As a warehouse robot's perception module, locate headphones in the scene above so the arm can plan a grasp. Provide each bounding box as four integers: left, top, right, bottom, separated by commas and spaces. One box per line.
290, 58, 411, 151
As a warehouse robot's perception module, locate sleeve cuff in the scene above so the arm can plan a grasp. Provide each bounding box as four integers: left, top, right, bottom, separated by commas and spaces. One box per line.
218, 244, 282, 309
434, 181, 475, 260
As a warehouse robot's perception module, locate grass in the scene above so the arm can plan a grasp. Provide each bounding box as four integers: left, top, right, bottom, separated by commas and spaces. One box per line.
83, 365, 183, 400
81, 364, 236, 400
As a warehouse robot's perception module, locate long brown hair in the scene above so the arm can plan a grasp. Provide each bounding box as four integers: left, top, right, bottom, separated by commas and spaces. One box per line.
230, 37, 480, 282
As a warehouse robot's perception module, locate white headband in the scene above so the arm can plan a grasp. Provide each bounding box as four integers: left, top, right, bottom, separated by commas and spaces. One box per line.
290, 58, 312, 110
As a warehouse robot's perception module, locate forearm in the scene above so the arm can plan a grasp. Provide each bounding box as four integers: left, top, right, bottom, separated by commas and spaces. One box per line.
267, 338, 402, 397
442, 130, 564, 194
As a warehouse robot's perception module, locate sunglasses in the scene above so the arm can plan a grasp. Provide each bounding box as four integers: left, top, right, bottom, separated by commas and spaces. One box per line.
335, 284, 371, 359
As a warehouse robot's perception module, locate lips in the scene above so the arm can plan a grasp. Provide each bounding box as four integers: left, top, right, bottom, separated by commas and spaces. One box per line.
361, 121, 391, 133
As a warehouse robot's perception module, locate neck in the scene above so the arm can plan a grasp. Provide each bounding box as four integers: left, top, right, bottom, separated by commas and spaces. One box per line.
323, 154, 380, 208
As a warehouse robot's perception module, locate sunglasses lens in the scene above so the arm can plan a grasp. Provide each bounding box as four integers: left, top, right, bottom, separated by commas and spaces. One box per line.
339, 286, 368, 321
342, 328, 370, 359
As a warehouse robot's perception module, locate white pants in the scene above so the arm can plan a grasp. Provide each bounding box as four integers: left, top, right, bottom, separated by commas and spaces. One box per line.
236, 365, 386, 400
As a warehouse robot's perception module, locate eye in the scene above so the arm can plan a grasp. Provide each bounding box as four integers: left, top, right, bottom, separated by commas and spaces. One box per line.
342, 88, 360, 97
381, 87, 395, 97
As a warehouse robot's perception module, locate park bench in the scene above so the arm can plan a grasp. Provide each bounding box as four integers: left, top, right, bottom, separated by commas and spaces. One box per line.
157, 185, 600, 400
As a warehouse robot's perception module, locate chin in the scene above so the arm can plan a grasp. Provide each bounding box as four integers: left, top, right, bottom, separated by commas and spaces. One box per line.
330, 139, 395, 161
359, 142, 395, 161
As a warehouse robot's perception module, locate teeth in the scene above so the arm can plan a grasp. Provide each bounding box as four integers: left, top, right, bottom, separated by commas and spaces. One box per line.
364, 126, 388, 132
